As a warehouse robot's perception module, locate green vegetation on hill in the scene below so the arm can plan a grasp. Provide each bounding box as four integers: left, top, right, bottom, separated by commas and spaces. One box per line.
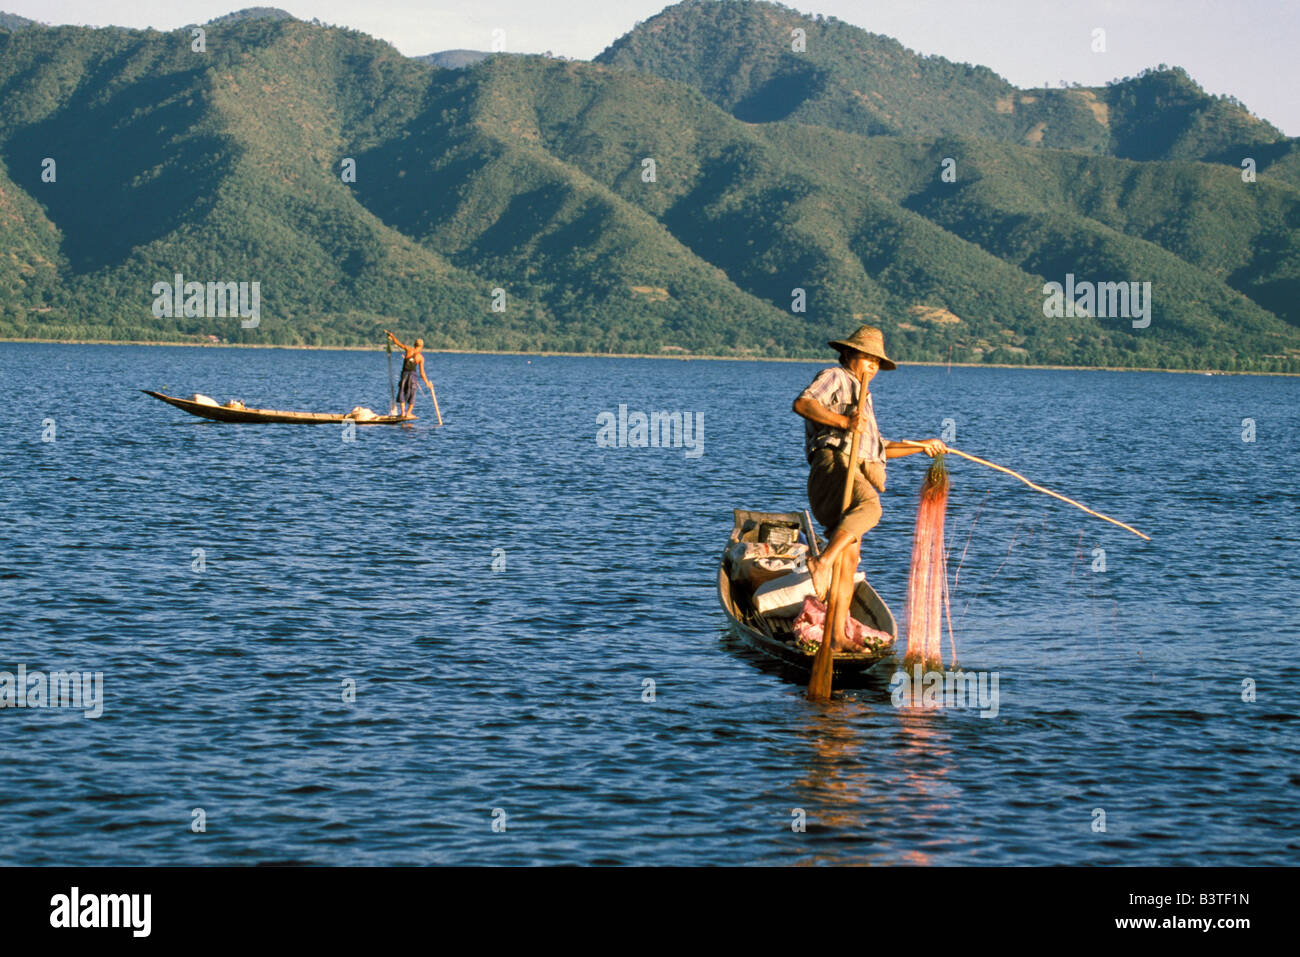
0, 12, 38, 29
597, 1, 1298, 185
206, 8, 295, 25
0, 2, 1297, 371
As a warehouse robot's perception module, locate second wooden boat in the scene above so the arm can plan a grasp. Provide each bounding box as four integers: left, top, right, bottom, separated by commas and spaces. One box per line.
719, 509, 897, 676
142, 390, 416, 424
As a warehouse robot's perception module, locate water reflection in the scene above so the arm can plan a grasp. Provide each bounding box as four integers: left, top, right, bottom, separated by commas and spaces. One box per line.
781, 684, 957, 865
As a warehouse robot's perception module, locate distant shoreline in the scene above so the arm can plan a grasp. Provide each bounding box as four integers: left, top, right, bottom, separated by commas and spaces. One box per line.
1, 337, 1294, 376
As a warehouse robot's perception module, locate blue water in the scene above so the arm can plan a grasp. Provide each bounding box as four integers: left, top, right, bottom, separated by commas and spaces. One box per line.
2, 343, 1298, 865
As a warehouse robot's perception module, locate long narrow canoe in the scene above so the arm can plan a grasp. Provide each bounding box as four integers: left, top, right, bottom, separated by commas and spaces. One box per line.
718, 509, 897, 676
142, 390, 416, 425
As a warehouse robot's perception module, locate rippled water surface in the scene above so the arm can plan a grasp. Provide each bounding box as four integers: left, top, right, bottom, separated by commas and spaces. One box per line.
2, 343, 1298, 865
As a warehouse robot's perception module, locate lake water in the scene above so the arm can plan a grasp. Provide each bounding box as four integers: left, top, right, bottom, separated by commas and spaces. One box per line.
2, 343, 1297, 865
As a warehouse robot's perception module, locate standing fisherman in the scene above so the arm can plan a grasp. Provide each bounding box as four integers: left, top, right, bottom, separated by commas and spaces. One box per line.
386, 330, 436, 419
793, 325, 947, 608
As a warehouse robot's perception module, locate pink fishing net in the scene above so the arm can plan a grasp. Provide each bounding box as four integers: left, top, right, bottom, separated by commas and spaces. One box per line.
904, 455, 951, 669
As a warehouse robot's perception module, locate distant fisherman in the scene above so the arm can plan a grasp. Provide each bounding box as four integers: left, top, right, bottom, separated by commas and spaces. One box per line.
793, 325, 947, 601
386, 330, 435, 417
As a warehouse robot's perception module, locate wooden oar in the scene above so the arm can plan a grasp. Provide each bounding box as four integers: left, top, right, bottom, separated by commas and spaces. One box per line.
897, 441, 1149, 541
424, 378, 443, 427
808, 381, 871, 702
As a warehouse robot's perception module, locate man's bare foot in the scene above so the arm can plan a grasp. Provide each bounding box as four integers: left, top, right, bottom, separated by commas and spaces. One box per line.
831, 628, 864, 654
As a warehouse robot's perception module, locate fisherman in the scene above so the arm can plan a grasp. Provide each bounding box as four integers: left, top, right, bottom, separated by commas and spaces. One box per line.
793, 325, 948, 601
386, 330, 435, 417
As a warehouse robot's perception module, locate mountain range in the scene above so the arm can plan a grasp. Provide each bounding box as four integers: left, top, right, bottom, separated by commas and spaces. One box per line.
1, 0, 1296, 371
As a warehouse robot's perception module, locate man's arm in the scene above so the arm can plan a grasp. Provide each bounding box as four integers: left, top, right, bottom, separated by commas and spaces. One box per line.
795, 387, 946, 457
793, 394, 873, 435
386, 330, 409, 352
885, 438, 948, 458
418, 355, 433, 389
792, 395, 850, 431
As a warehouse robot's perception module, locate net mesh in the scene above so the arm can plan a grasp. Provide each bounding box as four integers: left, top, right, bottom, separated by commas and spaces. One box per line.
904, 454, 951, 670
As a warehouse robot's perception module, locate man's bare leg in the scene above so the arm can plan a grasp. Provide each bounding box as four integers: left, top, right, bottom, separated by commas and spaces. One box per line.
807, 531, 861, 599
837, 540, 862, 645
819, 540, 861, 649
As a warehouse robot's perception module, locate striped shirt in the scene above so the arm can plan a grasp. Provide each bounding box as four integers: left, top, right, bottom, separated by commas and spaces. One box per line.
799, 365, 887, 464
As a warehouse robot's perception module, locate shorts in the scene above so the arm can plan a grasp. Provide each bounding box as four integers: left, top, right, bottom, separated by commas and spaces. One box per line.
807, 448, 884, 540
397, 371, 418, 405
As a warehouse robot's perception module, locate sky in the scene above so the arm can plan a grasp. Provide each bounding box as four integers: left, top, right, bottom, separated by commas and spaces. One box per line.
6, 0, 1298, 134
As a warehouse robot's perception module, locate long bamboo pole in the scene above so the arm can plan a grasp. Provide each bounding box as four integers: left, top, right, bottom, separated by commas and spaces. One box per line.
386, 336, 396, 414
898, 441, 1150, 541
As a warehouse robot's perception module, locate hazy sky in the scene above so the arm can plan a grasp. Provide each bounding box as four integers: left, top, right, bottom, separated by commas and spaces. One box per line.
7, 1, 1298, 134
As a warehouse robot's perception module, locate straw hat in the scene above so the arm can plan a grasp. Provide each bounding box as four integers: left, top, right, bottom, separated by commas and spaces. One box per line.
828, 325, 896, 371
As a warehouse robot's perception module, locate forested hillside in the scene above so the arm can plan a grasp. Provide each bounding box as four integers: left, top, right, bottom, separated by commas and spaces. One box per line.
1, 2, 1296, 370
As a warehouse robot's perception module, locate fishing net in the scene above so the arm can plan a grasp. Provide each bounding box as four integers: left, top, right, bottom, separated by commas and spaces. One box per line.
904, 454, 952, 670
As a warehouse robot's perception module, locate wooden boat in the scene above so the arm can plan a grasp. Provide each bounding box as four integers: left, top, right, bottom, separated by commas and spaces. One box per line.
718, 509, 897, 676
142, 391, 416, 425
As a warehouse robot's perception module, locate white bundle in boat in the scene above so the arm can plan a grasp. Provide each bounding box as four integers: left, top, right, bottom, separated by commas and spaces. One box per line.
725, 541, 807, 588
753, 567, 865, 618
190, 393, 219, 406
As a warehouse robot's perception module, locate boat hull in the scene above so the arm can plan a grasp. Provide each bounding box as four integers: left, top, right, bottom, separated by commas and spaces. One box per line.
142, 391, 417, 425
719, 509, 896, 677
